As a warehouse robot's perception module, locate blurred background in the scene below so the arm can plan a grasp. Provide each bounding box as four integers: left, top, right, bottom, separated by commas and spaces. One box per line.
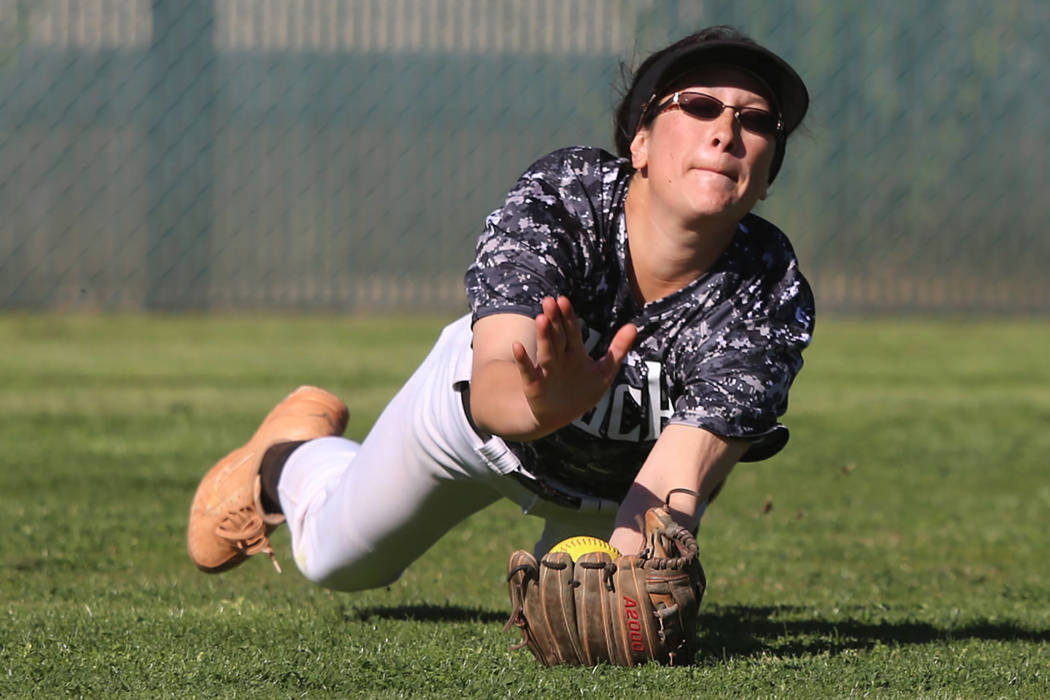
1, 0, 1046, 314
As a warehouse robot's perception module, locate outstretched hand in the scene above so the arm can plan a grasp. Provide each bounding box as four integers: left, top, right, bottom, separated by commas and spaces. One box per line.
512, 296, 637, 431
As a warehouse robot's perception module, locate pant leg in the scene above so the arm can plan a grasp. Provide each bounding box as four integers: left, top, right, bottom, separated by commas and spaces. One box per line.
277, 315, 503, 591
279, 436, 498, 591
277, 314, 633, 590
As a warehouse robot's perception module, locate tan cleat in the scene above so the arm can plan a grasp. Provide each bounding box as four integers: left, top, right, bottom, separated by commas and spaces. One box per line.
187, 385, 348, 574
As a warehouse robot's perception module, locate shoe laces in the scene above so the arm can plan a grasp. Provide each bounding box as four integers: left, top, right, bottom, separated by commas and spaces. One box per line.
215, 506, 283, 573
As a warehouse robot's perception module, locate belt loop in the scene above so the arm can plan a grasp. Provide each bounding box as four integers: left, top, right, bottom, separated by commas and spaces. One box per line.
476, 438, 521, 476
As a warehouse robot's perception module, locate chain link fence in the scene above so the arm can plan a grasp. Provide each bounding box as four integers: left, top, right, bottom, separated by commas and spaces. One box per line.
1, 0, 1047, 313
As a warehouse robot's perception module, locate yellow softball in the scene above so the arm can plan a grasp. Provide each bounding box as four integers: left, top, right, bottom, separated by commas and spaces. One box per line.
549, 536, 620, 560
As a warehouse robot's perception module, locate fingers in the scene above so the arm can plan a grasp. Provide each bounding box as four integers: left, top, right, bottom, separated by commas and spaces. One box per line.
609, 322, 638, 361
595, 323, 638, 382
533, 312, 554, 371
512, 341, 540, 384
535, 296, 572, 370
542, 295, 583, 350
541, 297, 567, 354
556, 296, 583, 350
534, 296, 635, 386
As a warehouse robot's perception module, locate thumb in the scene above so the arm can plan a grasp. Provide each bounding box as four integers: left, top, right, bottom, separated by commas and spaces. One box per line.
595, 323, 637, 381
512, 341, 541, 384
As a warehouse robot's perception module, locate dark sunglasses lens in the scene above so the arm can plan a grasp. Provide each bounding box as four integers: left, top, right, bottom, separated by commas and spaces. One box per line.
679, 94, 724, 120
738, 109, 778, 135
677, 93, 779, 135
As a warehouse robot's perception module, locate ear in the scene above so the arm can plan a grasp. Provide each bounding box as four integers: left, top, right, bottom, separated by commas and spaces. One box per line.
629, 127, 650, 170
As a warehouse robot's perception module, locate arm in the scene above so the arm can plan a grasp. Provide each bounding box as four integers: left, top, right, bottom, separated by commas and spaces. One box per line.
609, 424, 749, 555
470, 296, 637, 442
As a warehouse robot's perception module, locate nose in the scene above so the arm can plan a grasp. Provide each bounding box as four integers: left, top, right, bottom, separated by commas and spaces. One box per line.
709, 108, 739, 151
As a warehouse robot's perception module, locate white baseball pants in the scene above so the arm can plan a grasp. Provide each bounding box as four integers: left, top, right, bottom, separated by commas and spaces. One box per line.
276, 314, 620, 592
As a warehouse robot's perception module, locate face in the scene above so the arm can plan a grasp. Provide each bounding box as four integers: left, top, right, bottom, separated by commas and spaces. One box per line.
629, 66, 779, 229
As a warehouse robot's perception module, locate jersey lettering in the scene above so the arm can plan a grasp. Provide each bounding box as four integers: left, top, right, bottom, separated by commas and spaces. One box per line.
607, 384, 642, 440
645, 360, 673, 440
573, 390, 611, 438
571, 359, 671, 442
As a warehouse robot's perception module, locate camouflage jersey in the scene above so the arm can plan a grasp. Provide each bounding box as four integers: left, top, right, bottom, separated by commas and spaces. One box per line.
464, 146, 815, 503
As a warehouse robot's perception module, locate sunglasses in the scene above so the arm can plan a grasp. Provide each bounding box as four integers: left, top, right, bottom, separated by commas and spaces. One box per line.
650, 91, 783, 137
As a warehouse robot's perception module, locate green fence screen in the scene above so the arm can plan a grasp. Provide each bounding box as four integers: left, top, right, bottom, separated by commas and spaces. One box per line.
1, 0, 1047, 313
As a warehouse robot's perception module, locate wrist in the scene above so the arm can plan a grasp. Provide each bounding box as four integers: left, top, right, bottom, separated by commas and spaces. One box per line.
609, 526, 645, 556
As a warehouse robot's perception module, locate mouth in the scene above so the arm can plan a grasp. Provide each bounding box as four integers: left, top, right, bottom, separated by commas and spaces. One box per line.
694, 167, 738, 182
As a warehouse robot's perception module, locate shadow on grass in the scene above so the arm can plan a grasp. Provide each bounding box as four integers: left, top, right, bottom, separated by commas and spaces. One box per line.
348, 602, 1050, 662
348, 603, 508, 624
697, 605, 1050, 661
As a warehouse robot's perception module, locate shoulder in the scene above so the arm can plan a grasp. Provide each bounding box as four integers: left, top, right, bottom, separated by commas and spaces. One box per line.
497, 147, 631, 236
731, 214, 815, 326
518, 146, 632, 192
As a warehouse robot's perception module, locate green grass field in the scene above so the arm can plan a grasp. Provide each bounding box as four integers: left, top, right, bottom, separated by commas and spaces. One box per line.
2, 314, 1048, 697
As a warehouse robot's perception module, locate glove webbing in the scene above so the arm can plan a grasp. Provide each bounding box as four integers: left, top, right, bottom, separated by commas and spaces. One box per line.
504, 561, 537, 651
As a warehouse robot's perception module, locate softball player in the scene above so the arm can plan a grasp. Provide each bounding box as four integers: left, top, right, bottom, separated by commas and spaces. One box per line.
188, 26, 815, 592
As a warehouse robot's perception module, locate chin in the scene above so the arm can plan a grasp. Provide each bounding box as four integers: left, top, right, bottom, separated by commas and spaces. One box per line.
686, 196, 738, 219
681, 198, 752, 230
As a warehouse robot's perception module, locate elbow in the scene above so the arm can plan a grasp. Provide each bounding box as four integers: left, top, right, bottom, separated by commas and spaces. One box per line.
469, 390, 547, 442
466, 386, 494, 436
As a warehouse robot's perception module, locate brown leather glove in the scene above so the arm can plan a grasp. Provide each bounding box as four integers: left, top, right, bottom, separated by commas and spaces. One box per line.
505, 505, 704, 666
